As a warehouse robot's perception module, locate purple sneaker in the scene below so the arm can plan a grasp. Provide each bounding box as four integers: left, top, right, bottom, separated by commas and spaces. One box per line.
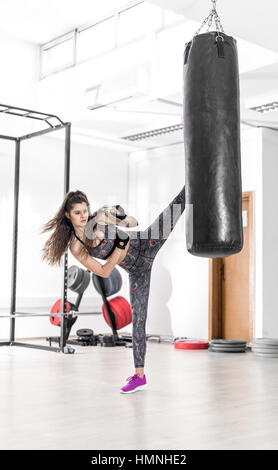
120, 374, 147, 394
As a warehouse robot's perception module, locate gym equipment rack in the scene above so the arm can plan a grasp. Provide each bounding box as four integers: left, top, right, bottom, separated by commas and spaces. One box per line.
0, 103, 73, 353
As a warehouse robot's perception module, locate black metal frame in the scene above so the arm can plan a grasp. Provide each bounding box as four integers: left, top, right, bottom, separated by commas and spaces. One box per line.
0, 103, 72, 353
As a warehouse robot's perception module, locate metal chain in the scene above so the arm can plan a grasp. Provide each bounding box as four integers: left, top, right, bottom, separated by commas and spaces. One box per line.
206, 13, 213, 32
193, 0, 225, 37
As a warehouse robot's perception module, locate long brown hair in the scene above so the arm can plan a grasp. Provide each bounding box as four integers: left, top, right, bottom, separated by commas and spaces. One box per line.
41, 190, 97, 267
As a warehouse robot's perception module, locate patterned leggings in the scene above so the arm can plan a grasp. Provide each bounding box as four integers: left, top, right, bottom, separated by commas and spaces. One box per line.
119, 185, 186, 368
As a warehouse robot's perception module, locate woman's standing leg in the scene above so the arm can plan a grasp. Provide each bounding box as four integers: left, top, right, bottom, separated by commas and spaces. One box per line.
120, 265, 152, 393
120, 185, 185, 393
140, 185, 185, 259
128, 266, 153, 371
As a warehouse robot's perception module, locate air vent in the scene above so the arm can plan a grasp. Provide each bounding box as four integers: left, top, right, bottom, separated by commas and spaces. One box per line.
122, 123, 183, 141
249, 101, 278, 113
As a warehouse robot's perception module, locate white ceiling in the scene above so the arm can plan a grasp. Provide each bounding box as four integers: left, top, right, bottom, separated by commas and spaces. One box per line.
0, 0, 278, 148
2, 0, 276, 50
0, 0, 132, 44
150, 0, 278, 53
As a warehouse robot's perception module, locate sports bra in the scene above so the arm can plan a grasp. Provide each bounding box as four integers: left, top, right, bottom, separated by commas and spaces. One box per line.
73, 223, 120, 260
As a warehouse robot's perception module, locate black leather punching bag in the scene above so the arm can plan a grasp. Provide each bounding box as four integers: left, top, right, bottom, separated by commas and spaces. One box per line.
183, 31, 243, 258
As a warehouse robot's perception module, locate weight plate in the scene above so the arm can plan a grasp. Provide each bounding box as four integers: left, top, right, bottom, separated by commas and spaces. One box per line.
101, 277, 113, 297
93, 268, 123, 297
102, 336, 114, 343
250, 342, 278, 349
251, 348, 278, 354
76, 328, 94, 337
108, 268, 122, 296
253, 337, 278, 341
251, 343, 278, 349
210, 344, 247, 350
208, 347, 246, 353
74, 270, 91, 295
102, 297, 132, 330
111, 268, 120, 294
68, 265, 83, 290
82, 270, 91, 292
50, 299, 73, 326
92, 274, 102, 295
210, 339, 246, 345
251, 338, 278, 346
116, 269, 123, 293
68, 266, 90, 294
99, 335, 115, 347
174, 340, 209, 350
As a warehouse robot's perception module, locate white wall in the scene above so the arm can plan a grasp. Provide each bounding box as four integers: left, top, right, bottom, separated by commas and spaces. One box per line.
262, 127, 278, 338
129, 126, 264, 341
241, 127, 263, 339
0, 27, 274, 344
37, 37, 155, 124
1, 125, 269, 342
0, 132, 131, 340
0, 30, 38, 137
128, 143, 209, 340
0, 29, 134, 341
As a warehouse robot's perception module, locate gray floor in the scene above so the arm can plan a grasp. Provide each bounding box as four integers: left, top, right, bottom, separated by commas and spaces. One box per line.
0, 339, 277, 450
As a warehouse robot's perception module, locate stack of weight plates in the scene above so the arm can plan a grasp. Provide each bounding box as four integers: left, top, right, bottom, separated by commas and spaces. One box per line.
249, 338, 278, 358
209, 339, 247, 353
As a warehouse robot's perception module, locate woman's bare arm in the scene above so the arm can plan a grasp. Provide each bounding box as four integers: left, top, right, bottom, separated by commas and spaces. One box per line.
70, 245, 122, 278
116, 215, 139, 228
96, 206, 139, 227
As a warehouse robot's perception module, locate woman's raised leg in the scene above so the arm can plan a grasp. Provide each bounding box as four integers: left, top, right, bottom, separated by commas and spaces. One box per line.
140, 185, 185, 259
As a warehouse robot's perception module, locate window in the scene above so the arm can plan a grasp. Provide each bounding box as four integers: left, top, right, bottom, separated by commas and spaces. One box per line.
41, 33, 75, 77
77, 17, 116, 61
39, 1, 187, 79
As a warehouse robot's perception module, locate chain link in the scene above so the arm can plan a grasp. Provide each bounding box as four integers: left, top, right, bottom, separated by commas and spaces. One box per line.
193, 0, 225, 38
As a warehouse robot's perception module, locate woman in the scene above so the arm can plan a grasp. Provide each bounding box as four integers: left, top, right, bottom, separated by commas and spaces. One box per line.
41, 185, 185, 393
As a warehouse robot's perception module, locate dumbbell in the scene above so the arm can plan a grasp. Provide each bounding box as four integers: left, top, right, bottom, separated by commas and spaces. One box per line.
68, 265, 91, 296
92, 267, 132, 331
76, 328, 97, 345
49, 266, 90, 326
50, 299, 78, 327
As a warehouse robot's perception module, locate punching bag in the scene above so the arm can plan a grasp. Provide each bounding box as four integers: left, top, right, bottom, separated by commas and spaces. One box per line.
183, 27, 243, 258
